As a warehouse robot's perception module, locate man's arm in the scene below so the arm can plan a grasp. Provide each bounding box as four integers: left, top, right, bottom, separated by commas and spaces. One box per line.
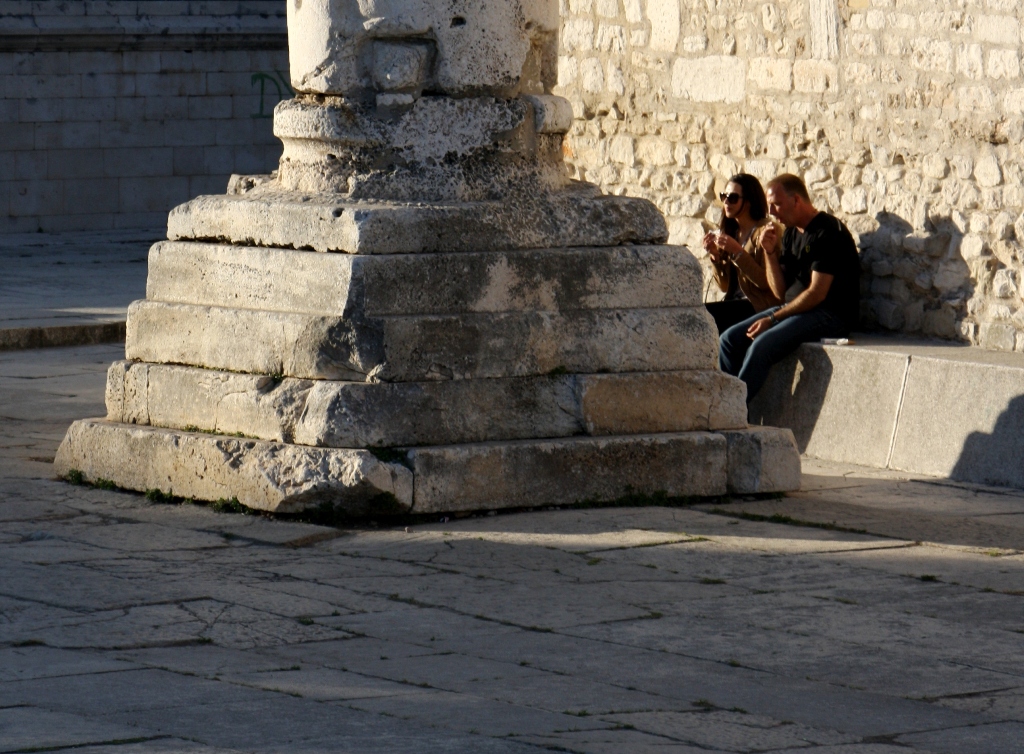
758, 226, 788, 299
746, 270, 834, 338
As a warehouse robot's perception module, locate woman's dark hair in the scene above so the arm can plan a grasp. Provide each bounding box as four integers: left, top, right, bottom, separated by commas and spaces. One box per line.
718, 173, 769, 240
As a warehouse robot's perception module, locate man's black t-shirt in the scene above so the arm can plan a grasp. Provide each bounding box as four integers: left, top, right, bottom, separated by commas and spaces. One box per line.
780, 212, 860, 331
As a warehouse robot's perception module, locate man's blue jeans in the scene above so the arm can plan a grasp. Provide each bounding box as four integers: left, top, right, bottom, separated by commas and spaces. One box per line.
719, 306, 847, 403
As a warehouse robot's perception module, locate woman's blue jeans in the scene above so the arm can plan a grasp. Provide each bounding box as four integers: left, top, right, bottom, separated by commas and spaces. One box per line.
719, 306, 847, 403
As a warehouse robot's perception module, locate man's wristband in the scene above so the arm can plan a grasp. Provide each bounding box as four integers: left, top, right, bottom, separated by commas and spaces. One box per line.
769, 311, 779, 325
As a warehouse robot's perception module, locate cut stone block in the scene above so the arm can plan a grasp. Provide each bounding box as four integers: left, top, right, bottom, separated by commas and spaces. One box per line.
125, 301, 719, 381
721, 426, 802, 495
105, 361, 749, 446
407, 432, 730, 512
577, 372, 747, 436
890, 356, 1024, 488
749, 345, 909, 467
146, 241, 704, 315
166, 190, 668, 254
105, 361, 315, 442
54, 419, 413, 514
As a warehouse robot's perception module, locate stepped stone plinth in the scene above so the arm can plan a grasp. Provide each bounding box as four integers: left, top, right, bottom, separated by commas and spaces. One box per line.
55, 0, 800, 514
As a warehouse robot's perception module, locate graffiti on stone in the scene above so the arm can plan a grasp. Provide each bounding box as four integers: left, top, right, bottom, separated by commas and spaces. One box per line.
251, 71, 293, 118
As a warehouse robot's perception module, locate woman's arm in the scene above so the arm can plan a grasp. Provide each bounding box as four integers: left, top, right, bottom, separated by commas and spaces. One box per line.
731, 227, 771, 289
703, 232, 731, 292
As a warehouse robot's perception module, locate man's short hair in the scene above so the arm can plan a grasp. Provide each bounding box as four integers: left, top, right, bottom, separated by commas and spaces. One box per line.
768, 173, 811, 202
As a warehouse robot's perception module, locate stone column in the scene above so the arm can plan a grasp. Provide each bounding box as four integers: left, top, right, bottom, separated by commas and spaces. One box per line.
55, 0, 800, 514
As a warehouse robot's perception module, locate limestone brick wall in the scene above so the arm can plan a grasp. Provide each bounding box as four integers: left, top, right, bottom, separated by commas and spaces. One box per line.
0, 1, 288, 234
555, 0, 1024, 348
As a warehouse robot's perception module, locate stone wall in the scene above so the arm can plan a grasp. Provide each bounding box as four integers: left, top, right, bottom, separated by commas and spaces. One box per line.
0, 1, 288, 234
555, 0, 1024, 349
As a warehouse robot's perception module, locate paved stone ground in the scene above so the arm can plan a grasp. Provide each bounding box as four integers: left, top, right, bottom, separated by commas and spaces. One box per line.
1, 344, 1023, 753
0, 231, 151, 331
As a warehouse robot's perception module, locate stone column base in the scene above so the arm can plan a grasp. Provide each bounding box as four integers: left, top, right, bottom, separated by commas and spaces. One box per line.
55, 420, 799, 515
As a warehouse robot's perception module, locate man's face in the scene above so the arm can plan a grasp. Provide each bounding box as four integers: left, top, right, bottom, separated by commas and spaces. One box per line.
767, 186, 797, 227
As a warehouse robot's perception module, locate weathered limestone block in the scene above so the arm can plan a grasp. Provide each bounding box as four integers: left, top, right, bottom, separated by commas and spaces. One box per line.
166, 191, 668, 254
671, 56, 746, 103
124, 301, 375, 381
125, 301, 719, 381
273, 96, 570, 200
287, 0, 558, 98
55, 419, 413, 514
146, 241, 704, 316
577, 372, 747, 435
106, 362, 749, 446
722, 426, 802, 495
105, 361, 314, 442
408, 433, 728, 512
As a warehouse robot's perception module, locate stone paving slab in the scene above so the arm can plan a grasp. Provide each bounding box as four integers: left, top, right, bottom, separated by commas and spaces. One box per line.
1, 345, 1023, 752
0, 231, 152, 350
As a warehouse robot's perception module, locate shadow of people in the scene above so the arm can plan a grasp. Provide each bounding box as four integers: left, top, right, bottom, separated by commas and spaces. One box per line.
951, 394, 1024, 489
747, 344, 833, 453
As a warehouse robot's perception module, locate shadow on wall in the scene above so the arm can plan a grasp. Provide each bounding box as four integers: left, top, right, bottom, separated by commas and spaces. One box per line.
747, 348, 833, 454
951, 395, 1024, 489
856, 211, 973, 341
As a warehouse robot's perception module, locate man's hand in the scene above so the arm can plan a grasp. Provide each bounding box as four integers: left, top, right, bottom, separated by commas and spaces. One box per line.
759, 225, 778, 256
746, 316, 774, 339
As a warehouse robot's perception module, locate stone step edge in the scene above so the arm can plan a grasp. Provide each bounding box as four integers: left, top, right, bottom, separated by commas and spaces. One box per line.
105, 360, 749, 447
0, 322, 126, 352
167, 191, 668, 254
54, 419, 800, 515
124, 300, 719, 382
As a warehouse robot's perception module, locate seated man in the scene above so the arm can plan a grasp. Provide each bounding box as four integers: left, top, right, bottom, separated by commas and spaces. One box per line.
718, 173, 860, 403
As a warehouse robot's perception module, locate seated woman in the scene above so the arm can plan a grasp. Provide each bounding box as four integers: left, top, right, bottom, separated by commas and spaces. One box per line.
703, 173, 783, 333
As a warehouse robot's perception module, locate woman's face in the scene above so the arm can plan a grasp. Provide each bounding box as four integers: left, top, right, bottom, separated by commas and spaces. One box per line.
722, 181, 747, 220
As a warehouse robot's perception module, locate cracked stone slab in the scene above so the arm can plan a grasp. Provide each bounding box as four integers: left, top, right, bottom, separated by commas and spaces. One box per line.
124, 301, 719, 381
105, 361, 748, 446
166, 190, 668, 254
54, 419, 413, 514
145, 241, 704, 316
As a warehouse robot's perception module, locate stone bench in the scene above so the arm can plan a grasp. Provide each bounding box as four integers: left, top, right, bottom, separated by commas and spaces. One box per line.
750, 336, 1024, 490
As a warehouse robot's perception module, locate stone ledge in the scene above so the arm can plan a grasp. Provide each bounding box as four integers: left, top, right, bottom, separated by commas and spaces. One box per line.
750, 338, 1024, 490
167, 191, 668, 254
0, 322, 126, 352
54, 419, 413, 515
54, 421, 800, 514
146, 241, 705, 316
104, 361, 748, 447
124, 300, 719, 382
0, 2, 287, 52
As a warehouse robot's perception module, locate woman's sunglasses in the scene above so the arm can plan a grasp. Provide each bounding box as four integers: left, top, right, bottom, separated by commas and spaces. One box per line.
719, 192, 744, 205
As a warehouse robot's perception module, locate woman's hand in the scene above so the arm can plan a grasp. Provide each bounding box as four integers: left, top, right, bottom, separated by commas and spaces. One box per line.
703, 232, 726, 264
717, 234, 744, 259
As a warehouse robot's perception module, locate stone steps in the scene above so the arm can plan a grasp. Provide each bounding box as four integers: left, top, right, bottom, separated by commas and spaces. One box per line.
124, 300, 719, 382
146, 241, 704, 316
105, 361, 748, 447
56, 419, 799, 514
